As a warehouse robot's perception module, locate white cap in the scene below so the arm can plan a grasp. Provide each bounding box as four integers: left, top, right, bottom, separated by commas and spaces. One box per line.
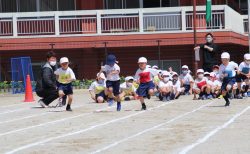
244, 53, 250, 60
162, 71, 170, 76
60, 57, 69, 64
210, 72, 216, 77
152, 65, 158, 69
172, 72, 179, 76
138, 57, 147, 63
221, 52, 230, 59
204, 72, 210, 75
182, 65, 189, 69
146, 65, 151, 68
125, 76, 134, 81
97, 72, 106, 80
196, 69, 204, 74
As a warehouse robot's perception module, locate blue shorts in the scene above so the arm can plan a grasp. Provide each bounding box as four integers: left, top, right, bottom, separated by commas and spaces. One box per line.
183, 84, 191, 93
95, 91, 107, 102
57, 83, 73, 95
106, 80, 120, 96
221, 77, 236, 91
136, 81, 155, 97
236, 74, 248, 82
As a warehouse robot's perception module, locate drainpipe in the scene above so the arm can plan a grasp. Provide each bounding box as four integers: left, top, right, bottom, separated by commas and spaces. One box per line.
193, 0, 198, 72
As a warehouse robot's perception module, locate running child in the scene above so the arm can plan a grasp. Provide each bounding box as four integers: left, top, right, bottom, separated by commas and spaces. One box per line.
219, 52, 238, 106
54, 57, 76, 111
135, 57, 158, 110
100, 54, 122, 111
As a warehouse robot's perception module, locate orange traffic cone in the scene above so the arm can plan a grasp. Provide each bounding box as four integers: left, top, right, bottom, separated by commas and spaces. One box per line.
24, 75, 35, 102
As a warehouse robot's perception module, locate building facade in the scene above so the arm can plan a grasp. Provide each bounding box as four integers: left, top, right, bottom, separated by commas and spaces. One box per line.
0, 0, 249, 80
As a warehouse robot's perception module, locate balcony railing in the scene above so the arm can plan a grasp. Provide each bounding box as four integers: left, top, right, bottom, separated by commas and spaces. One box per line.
0, 5, 247, 38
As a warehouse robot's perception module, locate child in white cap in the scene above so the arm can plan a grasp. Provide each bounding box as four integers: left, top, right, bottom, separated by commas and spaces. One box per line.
89, 72, 107, 103
219, 52, 238, 106
235, 53, 250, 98
54, 57, 76, 111
179, 65, 194, 95
119, 76, 137, 101
158, 71, 173, 102
193, 69, 212, 100
135, 57, 158, 110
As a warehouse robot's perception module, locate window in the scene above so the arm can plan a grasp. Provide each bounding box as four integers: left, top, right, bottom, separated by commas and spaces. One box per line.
19, 0, 37, 12
143, 0, 160, 8
0, 0, 75, 12
104, 0, 139, 9
0, 0, 17, 12
58, 0, 75, 11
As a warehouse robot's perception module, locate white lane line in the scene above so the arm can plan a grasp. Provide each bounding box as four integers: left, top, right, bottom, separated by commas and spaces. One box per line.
91, 101, 214, 154
0, 103, 27, 108
5, 102, 174, 154
0, 104, 86, 123
0, 108, 27, 115
179, 105, 250, 154
0, 104, 116, 137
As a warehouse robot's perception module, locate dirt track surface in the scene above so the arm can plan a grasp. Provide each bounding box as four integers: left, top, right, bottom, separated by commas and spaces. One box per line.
0, 90, 249, 154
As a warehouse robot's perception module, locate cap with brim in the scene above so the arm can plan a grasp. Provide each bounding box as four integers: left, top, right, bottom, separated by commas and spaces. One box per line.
196, 69, 204, 74
162, 71, 170, 76
60, 57, 69, 64
125, 76, 134, 81
244, 53, 250, 60
97, 73, 106, 80
182, 65, 188, 69
106, 54, 116, 65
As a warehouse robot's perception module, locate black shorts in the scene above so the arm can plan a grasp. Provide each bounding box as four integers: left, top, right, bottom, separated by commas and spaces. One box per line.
95, 91, 107, 102
221, 77, 235, 91
106, 80, 120, 96
236, 74, 248, 82
57, 83, 73, 95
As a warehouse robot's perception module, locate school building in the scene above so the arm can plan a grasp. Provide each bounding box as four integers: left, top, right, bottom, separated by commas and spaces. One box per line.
0, 0, 249, 80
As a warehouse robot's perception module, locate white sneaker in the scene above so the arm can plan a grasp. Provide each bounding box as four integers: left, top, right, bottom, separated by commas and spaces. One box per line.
38, 99, 48, 108
58, 98, 63, 107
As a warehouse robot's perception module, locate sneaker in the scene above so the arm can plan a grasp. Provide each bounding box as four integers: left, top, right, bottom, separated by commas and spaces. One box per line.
66, 105, 72, 111
146, 94, 151, 99
162, 97, 168, 102
108, 99, 114, 106
201, 95, 207, 100
229, 93, 234, 100
248, 92, 250, 97
141, 103, 147, 110
225, 101, 230, 107
166, 95, 171, 101
236, 95, 243, 99
58, 98, 63, 107
243, 93, 248, 98
38, 99, 48, 108
117, 102, 121, 111
206, 94, 213, 99
218, 95, 223, 99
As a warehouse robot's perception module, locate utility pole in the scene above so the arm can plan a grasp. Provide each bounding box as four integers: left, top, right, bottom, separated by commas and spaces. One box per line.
157, 40, 161, 68
193, 0, 198, 72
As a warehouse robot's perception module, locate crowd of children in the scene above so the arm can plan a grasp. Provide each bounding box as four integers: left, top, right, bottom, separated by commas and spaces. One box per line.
88, 52, 250, 111
38, 52, 250, 111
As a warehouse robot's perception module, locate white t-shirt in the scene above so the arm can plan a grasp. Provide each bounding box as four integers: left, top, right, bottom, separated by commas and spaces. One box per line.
173, 80, 182, 92
207, 80, 222, 88
158, 80, 173, 88
89, 81, 106, 94
120, 82, 136, 95
102, 64, 120, 81
219, 62, 238, 78
179, 73, 194, 85
134, 68, 158, 83
54, 67, 76, 84
238, 62, 250, 74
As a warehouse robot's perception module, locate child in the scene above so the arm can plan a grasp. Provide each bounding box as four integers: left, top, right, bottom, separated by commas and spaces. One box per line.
158, 71, 173, 102
207, 72, 222, 98
212, 65, 220, 80
235, 53, 250, 99
135, 57, 158, 110
89, 72, 107, 103
219, 52, 238, 106
101, 54, 122, 111
119, 76, 137, 101
179, 65, 194, 95
54, 57, 76, 111
171, 72, 182, 100
193, 69, 212, 100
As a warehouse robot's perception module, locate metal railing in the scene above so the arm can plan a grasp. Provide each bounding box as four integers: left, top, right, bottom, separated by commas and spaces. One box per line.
0, 5, 247, 38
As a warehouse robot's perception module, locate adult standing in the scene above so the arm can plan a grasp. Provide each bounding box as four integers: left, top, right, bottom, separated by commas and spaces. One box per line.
36, 51, 59, 107
194, 33, 219, 72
